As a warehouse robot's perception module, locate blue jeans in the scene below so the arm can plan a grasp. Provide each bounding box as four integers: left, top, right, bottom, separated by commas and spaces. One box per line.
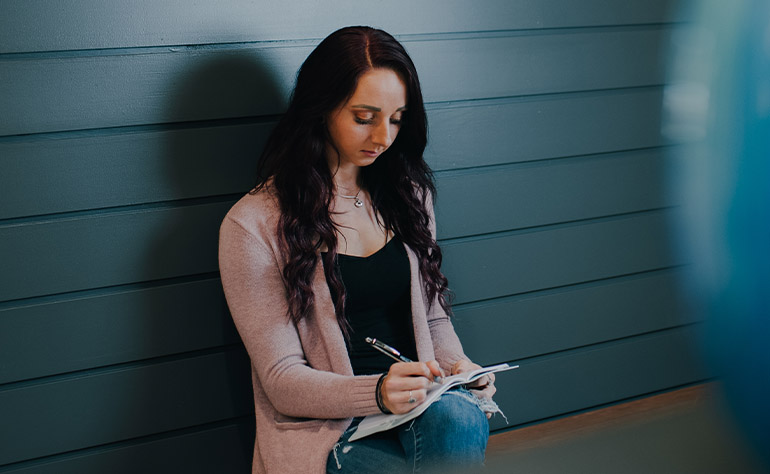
327, 388, 489, 473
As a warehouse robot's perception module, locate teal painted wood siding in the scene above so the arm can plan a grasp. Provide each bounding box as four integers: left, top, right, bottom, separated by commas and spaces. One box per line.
0, 1, 701, 472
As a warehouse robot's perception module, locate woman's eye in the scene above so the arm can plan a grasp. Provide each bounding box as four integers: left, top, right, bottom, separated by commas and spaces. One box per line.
390, 118, 402, 125
354, 115, 374, 125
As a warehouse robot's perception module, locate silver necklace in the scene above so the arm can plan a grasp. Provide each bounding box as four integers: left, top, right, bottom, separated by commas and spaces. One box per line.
337, 188, 364, 208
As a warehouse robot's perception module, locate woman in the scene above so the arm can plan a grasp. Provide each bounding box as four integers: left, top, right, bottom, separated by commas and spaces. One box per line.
219, 26, 498, 474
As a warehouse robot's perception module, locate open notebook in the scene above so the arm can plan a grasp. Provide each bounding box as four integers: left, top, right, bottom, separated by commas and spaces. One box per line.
349, 363, 518, 441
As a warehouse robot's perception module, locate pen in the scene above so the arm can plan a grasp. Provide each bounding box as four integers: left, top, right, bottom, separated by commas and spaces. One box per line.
365, 337, 443, 383
365, 337, 413, 363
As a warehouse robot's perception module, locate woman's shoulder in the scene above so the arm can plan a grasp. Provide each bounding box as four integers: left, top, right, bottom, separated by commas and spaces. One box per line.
221, 184, 281, 241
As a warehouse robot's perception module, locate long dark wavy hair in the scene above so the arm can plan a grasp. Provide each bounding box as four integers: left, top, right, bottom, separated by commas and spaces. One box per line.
253, 26, 450, 334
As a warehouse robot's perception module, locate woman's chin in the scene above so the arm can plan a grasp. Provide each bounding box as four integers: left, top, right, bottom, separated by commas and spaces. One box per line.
355, 156, 379, 167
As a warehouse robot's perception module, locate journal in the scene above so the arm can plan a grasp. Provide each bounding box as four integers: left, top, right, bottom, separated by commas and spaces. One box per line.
349, 363, 519, 441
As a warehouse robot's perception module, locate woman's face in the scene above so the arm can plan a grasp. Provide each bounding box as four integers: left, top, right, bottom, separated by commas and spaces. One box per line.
326, 68, 408, 170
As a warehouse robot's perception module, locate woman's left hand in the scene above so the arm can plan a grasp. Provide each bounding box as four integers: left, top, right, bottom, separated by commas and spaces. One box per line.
451, 359, 496, 418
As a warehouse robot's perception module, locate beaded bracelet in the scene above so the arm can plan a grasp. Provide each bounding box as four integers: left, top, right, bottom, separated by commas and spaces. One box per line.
375, 373, 392, 414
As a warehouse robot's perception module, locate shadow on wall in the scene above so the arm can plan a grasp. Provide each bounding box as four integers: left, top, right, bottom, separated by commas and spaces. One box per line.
164, 48, 285, 200
147, 47, 285, 464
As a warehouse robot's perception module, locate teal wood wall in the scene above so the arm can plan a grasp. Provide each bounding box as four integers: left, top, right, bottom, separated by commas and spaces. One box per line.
0, 1, 704, 472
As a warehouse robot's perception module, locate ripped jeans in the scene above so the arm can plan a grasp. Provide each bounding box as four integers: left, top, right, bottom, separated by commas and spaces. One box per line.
327, 388, 489, 473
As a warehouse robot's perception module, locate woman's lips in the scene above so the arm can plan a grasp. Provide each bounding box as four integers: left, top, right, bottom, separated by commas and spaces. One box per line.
362, 150, 380, 158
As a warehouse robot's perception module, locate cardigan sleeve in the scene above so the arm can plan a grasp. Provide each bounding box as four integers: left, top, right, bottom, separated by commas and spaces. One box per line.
423, 191, 469, 373
219, 214, 382, 419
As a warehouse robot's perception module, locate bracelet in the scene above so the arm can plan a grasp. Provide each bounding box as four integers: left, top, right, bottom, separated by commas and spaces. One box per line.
375, 373, 392, 414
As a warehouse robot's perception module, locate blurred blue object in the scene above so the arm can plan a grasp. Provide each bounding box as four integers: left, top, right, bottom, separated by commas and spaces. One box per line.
664, 0, 770, 468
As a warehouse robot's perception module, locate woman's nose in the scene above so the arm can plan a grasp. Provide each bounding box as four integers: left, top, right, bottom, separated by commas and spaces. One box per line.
371, 122, 393, 148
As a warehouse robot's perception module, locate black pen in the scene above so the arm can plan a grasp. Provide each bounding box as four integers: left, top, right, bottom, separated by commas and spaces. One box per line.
365, 337, 443, 383
365, 337, 413, 363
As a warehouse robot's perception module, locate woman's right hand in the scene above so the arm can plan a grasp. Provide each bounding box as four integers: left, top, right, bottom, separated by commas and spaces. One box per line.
379, 361, 443, 414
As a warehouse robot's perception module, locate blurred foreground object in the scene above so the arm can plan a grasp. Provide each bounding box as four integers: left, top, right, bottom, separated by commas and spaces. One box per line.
664, 0, 770, 469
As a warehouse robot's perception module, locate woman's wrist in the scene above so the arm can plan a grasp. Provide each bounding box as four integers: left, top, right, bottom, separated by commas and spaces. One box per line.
375, 373, 392, 414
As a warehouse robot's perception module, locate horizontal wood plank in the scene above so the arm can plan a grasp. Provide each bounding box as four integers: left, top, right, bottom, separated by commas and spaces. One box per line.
442, 210, 681, 305
455, 270, 694, 365
435, 148, 670, 238
0, 0, 683, 54
1, 28, 671, 136
428, 88, 667, 171
488, 325, 708, 430
1, 421, 253, 474
0, 348, 253, 466
0, 278, 238, 385
0, 201, 230, 302
0, 122, 268, 220
0, 88, 667, 220
0, 123, 263, 220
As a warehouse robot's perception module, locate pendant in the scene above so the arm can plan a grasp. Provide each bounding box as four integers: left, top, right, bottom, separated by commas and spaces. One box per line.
354, 198, 364, 208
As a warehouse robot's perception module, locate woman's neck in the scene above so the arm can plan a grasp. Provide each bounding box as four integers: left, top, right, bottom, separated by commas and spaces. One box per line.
330, 161, 362, 194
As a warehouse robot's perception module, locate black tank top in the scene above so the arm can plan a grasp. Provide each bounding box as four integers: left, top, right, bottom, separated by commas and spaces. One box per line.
325, 237, 418, 375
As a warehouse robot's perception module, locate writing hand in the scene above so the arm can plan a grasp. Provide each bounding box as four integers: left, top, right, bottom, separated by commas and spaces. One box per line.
380, 361, 443, 414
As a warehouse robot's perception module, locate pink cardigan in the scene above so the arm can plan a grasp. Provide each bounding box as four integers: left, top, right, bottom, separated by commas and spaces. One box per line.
218, 186, 467, 474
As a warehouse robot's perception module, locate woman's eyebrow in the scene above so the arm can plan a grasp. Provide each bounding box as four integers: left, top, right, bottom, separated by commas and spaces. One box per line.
351, 104, 408, 112
351, 104, 380, 111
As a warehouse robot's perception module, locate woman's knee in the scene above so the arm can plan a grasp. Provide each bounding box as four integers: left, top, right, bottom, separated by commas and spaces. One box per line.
414, 390, 489, 456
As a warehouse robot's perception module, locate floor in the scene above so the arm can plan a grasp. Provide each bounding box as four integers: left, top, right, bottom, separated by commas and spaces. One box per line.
485, 383, 768, 474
